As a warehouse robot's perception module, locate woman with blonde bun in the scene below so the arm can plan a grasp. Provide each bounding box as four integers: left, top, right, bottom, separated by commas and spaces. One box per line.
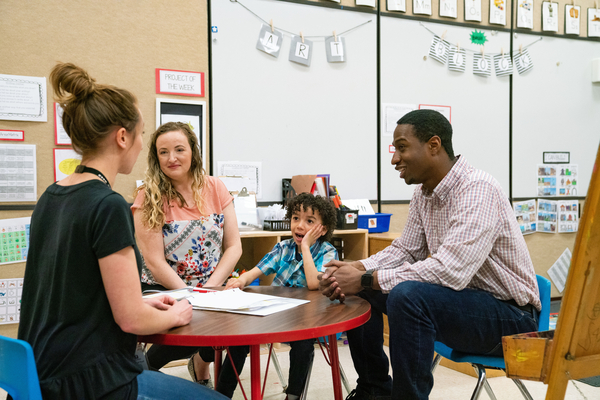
18, 63, 226, 400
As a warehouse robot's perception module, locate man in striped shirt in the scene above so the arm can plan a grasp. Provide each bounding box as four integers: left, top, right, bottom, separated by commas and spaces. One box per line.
320, 110, 540, 400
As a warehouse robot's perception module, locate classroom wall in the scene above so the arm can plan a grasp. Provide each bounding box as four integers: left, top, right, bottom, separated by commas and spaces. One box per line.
0, 0, 597, 336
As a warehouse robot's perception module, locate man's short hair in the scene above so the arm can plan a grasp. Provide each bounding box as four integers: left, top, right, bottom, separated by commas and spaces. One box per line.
397, 110, 455, 159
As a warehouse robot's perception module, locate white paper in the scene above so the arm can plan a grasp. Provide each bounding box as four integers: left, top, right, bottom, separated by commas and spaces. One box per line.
342, 199, 376, 215
537, 199, 557, 233
557, 200, 579, 233
414, 0, 432, 14
513, 199, 537, 235
0, 218, 30, 266
538, 164, 578, 197
54, 103, 71, 145
234, 192, 258, 229
387, 0, 406, 11
565, 5, 581, 35
517, 0, 533, 29
465, 0, 482, 21
489, 0, 506, 25
54, 148, 82, 181
0, 143, 37, 202
589, 8, 600, 37
356, 0, 376, 6
219, 176, 253, 195
382, 104, 417, 136
218, 161, 262, 199
158, 70, 203, 96
187, 289, 309, 316
0, 278, 24, 324
440, 0, 458, 18
0, 74, 47, 122
542, 2, 559, 32
547, 248, 572, 293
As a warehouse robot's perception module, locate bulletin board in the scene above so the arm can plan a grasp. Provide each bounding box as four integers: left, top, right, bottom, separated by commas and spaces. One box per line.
210, 0, 378, 202
512, 32, 600, 199
379, 17, 511, 201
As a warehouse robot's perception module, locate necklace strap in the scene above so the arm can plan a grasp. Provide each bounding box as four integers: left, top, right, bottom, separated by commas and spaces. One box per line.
74, 165, 111, 189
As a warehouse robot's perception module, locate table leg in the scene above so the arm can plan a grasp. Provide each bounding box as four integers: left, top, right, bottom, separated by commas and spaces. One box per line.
250, 344, 262, 400
328, 334, 343, 400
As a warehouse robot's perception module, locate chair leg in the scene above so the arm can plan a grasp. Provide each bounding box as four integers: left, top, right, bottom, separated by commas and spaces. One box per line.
300, 355, 314, 400
431, 353, 443, 374
470, 364, 496, 400
340, 363, 351, 395
512, 379, 534, 400
268, 344, 288, 391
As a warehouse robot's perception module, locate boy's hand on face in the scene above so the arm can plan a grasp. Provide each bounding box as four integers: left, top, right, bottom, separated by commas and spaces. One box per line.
301, 224, 325, 251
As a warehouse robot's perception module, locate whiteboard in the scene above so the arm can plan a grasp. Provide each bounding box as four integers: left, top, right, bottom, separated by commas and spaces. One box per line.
380, 17, 511, 201
211, 0, 377, 201
512, 33, 600, 198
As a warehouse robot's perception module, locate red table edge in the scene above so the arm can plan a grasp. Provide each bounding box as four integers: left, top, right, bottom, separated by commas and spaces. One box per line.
138, 308, 371, 346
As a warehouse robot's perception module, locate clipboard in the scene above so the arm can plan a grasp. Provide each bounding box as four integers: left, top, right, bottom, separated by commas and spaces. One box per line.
233, 187, 259, 229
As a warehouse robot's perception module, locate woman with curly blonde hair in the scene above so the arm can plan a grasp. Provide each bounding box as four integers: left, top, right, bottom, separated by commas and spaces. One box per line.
132, 122, 245, 397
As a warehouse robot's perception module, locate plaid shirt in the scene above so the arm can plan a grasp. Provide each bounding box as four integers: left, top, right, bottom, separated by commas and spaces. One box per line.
363, 156, 541, 310
257, 238, 338, 288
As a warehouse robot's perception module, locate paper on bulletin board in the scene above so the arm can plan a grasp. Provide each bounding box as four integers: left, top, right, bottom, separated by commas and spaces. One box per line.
0, 143, 37, 202
54, 103, 71, 145
513, 199, 536, 235
54, 148, 82, 181
382, 104, 417, 136
0, 278, 24, 324
0, 74, 47, 122
0, 217, 31, 265
218, 161, 262, 199
387, 0, 406, 11
547, 247, 571, 293
557, 200, 578, 233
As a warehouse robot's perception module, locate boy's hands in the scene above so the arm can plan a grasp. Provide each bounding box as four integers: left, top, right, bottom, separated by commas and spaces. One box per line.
301, 224, 326, 251
225, 278, 245, 290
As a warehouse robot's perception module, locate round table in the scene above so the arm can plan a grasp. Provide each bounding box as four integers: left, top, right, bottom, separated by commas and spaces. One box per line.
139, 286, 371, 400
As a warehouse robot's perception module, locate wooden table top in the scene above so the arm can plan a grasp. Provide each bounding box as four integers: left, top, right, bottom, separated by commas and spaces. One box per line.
138, 286, 371, 347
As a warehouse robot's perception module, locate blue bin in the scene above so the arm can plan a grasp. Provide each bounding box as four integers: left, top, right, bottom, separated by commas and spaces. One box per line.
357, 213, 392, 233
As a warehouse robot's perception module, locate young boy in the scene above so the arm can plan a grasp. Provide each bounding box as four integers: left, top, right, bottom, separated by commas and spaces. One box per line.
226, 193, 338, 400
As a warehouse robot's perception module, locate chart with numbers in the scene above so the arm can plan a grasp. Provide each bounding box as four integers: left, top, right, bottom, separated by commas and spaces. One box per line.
1, 217, 30, 265
0, 278, 23, 324
0, 143, 37, 202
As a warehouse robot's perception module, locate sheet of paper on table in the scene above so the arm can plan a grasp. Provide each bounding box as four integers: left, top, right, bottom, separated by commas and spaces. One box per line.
187, 289, 309, 317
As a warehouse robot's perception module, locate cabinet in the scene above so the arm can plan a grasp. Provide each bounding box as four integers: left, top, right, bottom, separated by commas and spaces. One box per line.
238, 229, 369, 285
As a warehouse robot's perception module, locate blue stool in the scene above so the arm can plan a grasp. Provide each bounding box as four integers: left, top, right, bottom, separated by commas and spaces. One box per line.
431, 275, 551, 400
0, 336, 42, 400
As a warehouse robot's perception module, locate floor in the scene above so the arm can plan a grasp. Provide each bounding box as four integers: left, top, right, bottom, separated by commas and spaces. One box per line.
158, 340, 600, 400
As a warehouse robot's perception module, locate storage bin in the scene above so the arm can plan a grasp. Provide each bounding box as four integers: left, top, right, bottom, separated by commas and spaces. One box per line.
263, 220, 291, 231
357, 213, 392, 233
336, 209, 358, 230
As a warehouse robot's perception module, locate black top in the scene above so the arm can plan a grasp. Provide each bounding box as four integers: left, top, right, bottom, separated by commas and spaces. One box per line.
18, 180, 143, 400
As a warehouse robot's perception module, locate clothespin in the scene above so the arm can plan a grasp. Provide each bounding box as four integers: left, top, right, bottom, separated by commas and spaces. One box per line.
333, 30, 337, 42
300, 31, 304, 43
457, 42, 460, 51
596, 0, 598, 10
481, 46, 485, 56
519, 44, 523, 55
270, 19, 274, 33
501, 47, 505, 57
441, 30, 448, 40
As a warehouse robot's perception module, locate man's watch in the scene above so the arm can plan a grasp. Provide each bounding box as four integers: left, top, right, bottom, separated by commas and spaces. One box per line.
361, 270, 374, 291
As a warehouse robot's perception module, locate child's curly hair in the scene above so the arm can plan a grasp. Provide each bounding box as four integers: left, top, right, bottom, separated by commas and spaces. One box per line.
285, 193, 337, 242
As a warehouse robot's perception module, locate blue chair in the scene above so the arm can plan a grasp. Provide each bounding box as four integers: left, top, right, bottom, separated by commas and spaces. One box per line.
0, 336, 42, 400
431, 275, 551, 400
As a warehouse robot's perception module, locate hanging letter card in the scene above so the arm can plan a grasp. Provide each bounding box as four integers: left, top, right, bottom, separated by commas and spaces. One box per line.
494, 53, 513, 77
387, 0, 406, 11
517, 0, 534, 29
565, 5, 581, 35
326, 36, 346, 63
588, 8, 600, 37
289, 36, 313, 67
465, 0, 482, 21
256, 24, 284, 58
414, 0, 432, 15
490, 0, 506, 25
428, 36, 449, 64
473, 54, 492, 77
440, 0, 458, 18
514, 48, 534, 74
542, 2, 559, 32
448, 46, 467, 72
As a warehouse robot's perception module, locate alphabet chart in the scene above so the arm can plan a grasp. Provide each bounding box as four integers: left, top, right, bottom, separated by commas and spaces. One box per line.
1, 217, 30, 265
0, 278, 23, 324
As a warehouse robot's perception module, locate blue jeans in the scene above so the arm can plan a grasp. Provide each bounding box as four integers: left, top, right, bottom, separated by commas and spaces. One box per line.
136, 370, 228, 399
347, 281, 539, 400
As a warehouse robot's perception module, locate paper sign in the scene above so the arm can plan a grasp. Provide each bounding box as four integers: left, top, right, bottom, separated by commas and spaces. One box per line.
542, 2, 559, 32
588, 8, 600, 37
387, 0, 406, 11
289, 37, 313, 66
0, 143, 37, 202
156, 69, 204, 97
490, 0, 506, 25
256, 24, 284, 58
413, 0, 432, 15
565, 5, 581, 35
326, 37, 346, 63
517, 0, 533, 29
0, 74, 47, 122
54, 103, 71, 145
465, 0, 482, 21
0, 130, 24, 141
440, 0, 458, 18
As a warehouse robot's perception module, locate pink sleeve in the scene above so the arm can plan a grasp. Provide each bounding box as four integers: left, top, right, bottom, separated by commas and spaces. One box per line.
215, 177, 234, 210
130, 189, 146, 214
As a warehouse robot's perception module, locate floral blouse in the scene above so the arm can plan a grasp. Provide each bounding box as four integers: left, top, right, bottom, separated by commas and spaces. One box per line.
132, 176, 233, 288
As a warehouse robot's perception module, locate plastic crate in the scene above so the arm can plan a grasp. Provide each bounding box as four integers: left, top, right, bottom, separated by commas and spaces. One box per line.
357, 213, 392, 233
263, 220, 290, 231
